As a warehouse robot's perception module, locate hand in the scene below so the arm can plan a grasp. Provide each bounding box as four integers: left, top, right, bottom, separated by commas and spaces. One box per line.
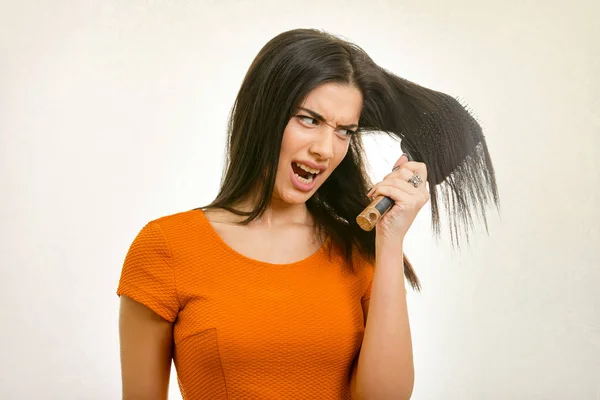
366, 154, 430, 242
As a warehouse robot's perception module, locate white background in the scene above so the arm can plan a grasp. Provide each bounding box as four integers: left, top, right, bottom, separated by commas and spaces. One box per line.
1, 0, 599, 399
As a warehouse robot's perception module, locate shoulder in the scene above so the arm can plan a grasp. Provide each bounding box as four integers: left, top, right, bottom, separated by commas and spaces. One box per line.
136, 208, 227, 262
122, 208, 209, 262
145, 208, 207, 242
151, 208, 202, 228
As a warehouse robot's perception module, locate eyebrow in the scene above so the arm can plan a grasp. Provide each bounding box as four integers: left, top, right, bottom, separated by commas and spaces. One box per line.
297, 107, 359, 130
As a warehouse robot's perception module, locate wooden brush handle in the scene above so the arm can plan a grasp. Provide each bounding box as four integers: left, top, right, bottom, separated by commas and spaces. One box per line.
358, 152, 413, 231
356, 195, 395, 231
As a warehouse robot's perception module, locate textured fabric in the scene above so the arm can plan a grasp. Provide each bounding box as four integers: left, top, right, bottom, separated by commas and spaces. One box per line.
117, 209, 374, 400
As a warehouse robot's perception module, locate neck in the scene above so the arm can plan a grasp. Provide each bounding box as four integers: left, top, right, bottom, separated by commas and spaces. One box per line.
230, 195, 312, 228
259, 197, 312, 227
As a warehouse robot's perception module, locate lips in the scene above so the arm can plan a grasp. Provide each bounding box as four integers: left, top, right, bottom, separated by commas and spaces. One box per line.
292, 160, 326, 174
289, 164, 320, 192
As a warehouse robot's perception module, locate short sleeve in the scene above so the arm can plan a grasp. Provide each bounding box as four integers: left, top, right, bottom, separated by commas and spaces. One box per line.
117, 222, 179, 322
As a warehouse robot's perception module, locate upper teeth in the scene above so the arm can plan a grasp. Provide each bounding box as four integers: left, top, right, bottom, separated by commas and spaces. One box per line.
296, 162, 320, 175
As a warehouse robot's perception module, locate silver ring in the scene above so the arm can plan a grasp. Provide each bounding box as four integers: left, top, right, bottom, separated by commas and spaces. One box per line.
408, 174, 422, 188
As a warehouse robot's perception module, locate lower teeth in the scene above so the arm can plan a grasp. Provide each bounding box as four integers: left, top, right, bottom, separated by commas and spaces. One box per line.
295, 173, 314, 184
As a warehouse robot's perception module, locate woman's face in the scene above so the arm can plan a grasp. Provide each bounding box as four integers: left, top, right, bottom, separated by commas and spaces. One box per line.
273, 83, 363, 205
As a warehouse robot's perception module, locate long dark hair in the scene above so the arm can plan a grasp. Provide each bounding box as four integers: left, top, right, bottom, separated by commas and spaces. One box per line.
201, 29, 500, 291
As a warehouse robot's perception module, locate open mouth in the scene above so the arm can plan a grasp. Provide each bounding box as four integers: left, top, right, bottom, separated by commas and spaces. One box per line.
291, 162, 321, 185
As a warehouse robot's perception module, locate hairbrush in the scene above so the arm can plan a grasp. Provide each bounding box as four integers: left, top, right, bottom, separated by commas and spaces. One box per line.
354, 91, 499, 249
356, 148, 414, 231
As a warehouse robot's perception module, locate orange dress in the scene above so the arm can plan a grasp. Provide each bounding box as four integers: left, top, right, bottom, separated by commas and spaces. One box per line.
117, 209, 374, 399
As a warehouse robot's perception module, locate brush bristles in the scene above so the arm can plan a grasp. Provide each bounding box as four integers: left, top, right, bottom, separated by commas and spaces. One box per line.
361, 75, 500, 250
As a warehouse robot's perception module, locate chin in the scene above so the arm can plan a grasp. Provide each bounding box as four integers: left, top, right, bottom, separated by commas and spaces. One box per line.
276, 190, 311, 205
273, 184, 318, 205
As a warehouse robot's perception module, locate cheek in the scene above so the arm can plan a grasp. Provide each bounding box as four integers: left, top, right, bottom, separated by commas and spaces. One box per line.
332, 139, 351, 166
280, 121, 302, 154
319, 140, 350, 181
274, 126, 297, 183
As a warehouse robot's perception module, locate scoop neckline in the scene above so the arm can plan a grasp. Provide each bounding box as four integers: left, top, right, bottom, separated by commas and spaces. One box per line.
193, 208, 330, 268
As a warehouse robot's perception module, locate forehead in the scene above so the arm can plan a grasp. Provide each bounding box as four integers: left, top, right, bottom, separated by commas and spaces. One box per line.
300, 83, 363, 122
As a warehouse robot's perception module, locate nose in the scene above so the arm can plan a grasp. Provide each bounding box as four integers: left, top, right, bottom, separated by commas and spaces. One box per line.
309, 126, 335, 161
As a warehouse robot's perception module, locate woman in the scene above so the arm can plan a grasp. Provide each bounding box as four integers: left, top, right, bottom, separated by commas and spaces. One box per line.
117, 29, 499, 399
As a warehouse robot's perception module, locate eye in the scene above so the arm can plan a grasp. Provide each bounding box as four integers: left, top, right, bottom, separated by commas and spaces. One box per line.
338, 128, 358, 136
296, 115, 318, 126
336, 127, 358, 137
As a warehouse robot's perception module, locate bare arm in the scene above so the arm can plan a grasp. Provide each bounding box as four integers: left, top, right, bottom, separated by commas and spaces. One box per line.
350, 239, 414, 400
119, 295, 174, 400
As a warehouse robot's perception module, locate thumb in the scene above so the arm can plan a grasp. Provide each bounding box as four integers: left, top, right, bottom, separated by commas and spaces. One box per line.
392, 153, 410, 171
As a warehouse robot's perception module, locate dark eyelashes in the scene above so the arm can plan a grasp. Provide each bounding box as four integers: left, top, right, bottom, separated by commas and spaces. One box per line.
295, 115, 358, 135
296, 115, 318, 125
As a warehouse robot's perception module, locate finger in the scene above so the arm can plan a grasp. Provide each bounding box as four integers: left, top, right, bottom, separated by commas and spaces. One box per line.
368, 169, 423, 199
372, 179, 419, 197
368, 157, 427, 198
400, 161, 428, 183
372, 183, 430, 208
391, 154, 410, 172
369, 185, 413, 206
384, 166, 415, 182
366, 185, 376, 199
367, 181, 388, 199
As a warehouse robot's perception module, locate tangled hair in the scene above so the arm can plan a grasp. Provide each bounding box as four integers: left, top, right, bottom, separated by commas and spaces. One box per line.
202, 29, 500, 291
